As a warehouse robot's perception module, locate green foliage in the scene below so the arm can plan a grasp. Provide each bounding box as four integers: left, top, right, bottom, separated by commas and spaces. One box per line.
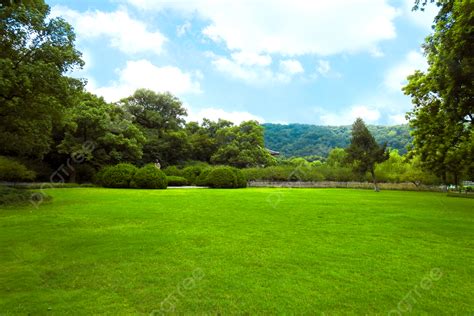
74, 164, 96, 184
211, 121, 275, 168
132, 164, 167, 189
206, 166, 243, 188
0, 186, 41, 206
0, 156, 36, 182
166, 176, 188, 186
346, 118, 389, 190
57, 92, 145, 167
97, 163, 137, 188
195, 168, 212, 186
0, 0, 84, 158
162, 166, 182, 177
119, 89, 188, 166
404, 0, 473, 184
230, 167, 247, 188
263, 123, 412, 158
181, 166, 203, 185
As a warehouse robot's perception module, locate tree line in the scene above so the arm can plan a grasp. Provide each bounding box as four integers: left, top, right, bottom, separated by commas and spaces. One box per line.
0, 0, 471, 187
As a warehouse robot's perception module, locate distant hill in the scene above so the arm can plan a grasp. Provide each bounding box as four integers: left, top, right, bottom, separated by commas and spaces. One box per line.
262, 123, 412, 158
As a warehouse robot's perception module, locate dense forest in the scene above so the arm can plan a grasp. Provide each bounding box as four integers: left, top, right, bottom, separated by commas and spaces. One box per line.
263, 124, 412, 158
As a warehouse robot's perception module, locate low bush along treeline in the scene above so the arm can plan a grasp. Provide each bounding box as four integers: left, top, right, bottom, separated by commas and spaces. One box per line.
1, 148, 444, 190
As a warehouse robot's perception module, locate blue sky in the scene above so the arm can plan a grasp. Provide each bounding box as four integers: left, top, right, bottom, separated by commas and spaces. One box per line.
48, 0, 438, 125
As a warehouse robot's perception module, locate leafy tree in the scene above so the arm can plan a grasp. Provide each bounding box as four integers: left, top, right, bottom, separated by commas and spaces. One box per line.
57, 92, 145, 168
119, 89, 189, 165
211, 121, 275, 168
404, 0, 473, 185
0, 0, 84, 158
345, 118, 389, 191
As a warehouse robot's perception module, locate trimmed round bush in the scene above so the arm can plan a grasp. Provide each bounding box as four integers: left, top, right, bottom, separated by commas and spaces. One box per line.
132, 164, 167, 189
195, 168, 212, 186
181, 166, 203, 185
166, 176, 188, 186
207, 167, 236, 188
0, 156, 36, 182
97, 163, 137, 188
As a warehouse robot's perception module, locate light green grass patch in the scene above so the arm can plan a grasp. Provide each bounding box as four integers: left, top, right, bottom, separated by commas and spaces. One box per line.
0, 188, 472, 314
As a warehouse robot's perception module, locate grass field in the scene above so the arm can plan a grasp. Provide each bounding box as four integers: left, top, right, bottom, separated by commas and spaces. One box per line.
0, 188, 473, 314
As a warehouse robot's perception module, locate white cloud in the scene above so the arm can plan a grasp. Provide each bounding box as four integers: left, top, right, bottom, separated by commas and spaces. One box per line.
389, 114, 408, 125
280, 59, 304, 75
230, 51, 272, 67
317, 60, 330, 76
90, 59, 201, 102
207, 53, 301, 84
186, 107, 265, 124
126, 0, 398, 56
50, 6, 167, 55
318, 105, 381, 125
384, 50, 427, 92
177, 21, 191, 37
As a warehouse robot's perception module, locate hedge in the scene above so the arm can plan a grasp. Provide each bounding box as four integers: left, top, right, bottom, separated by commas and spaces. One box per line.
95, 163, 137, 188
132, 164, 167, 189
166, 176, 188, 186
0, 156, 36, 182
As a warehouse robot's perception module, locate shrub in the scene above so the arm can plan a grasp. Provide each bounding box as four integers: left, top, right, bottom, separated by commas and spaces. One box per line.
163, 166, 182, 177
0, 156, 36, 182
96, 163, 137, 188
230, 167, 247, 188
0, 186, 51, 206
166, 176, 188, 186
207, 167, 237, 188
132, 164, 167, 189
195, 168, 212, 186
181, 166, 203, 185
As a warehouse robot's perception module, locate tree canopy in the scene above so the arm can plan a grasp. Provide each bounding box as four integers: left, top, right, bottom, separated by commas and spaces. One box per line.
404, 0, 473, 184
345, 118, 389, 191
0, 0, 83, 158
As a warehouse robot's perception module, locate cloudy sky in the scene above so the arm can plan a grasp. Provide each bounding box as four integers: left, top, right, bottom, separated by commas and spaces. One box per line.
48, 0, 438, 125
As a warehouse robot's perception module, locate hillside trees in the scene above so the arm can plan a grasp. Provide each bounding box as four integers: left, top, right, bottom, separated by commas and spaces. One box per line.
0, 0, 84, 158
404, 0, 473, 184
346, 118, 389, 191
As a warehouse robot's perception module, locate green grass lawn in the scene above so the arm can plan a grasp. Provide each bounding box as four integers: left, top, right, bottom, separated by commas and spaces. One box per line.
0, 188, 473, 314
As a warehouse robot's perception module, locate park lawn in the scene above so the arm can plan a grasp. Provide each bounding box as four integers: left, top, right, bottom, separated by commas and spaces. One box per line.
0, 188, 473, 314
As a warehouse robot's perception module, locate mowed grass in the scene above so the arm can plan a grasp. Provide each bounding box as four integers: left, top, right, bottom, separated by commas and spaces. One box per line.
0, 188, 473, 314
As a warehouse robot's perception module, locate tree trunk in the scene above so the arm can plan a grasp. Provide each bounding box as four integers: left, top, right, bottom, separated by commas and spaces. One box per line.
371, 169, 379, 192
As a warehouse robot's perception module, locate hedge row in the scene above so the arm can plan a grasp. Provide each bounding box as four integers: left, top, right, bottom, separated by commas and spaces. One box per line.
163, 164, 247, 188
95, 163, 167, 189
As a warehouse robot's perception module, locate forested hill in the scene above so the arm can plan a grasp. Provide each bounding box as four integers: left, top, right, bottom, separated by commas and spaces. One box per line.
262, 123, 412, 158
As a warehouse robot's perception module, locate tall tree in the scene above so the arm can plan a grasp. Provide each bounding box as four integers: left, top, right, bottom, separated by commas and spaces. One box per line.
345, 118, 389, 191
211, 121, 275, 168
0, 0, 84, 158
57, 92, 145, 167
119, 89, 189, 165
403, 0, 473, 184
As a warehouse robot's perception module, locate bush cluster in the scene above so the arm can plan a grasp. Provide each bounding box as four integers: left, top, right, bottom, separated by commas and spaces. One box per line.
206, 166, 247, 188
131, 164, 167, 189
95, 163, 167, 189
166, 176, 188, 186
0, 156, 36, 182
95, 163, 137, 188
